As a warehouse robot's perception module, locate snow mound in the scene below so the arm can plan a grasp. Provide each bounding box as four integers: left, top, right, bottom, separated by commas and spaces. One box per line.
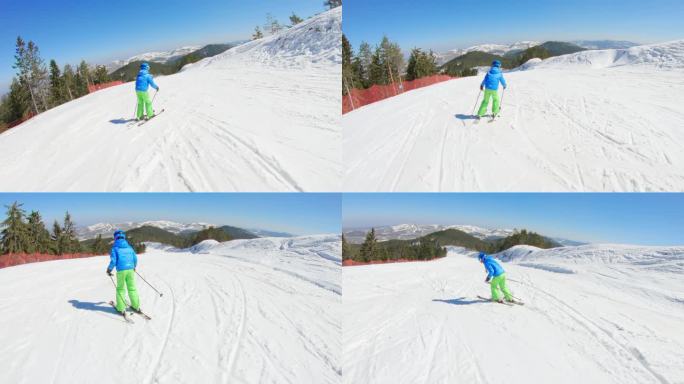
497, 244, 684, 274
189, 7, 341, 70
188, 239, 220, 253
526, 40, 684, 70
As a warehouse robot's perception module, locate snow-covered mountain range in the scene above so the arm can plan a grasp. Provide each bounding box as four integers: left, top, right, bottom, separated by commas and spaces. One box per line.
435, 40, 639, 65
107, 45, 202, 71
343, 224, 515, 243
76, 220, 296, 240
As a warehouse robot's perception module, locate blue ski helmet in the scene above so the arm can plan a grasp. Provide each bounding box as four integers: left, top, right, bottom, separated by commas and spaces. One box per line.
478, 252, 487, 261
492, 60, 501, 68
113, 230, 126, 240
140, 62, 150, 70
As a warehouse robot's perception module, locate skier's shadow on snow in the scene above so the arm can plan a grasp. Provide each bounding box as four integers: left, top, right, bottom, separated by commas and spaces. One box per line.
69, 300, 118, 314
454, 114, 478, 121
109, 118, 136, 125
432, 297, 488, 305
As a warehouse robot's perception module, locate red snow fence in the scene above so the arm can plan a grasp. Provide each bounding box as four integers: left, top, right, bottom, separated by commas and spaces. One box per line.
342, 74, 456, 114
0, 253, 98, 269
88, 80, 123, 93
343, 256, 446, 267
2, 111, 37, 131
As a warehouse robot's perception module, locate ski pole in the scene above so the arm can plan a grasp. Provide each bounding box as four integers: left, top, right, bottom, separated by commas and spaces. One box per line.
499, 88, 506, 115
109, 274, 130, 307
471, 89, 482, 117
151, 90, 158, 106
135, 270, 164, 297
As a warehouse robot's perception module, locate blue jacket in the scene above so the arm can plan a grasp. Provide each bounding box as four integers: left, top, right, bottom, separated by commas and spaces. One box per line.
482, 256, 505, 280
135, 68, 158, 92
481, 66, 507, 91
108, 239, 138, 272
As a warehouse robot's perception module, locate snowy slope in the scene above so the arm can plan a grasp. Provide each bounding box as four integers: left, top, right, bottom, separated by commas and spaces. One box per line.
0, 8, 341, 192
0, 235, 341, 383
343, 246, 684, 384
343, 40, 684, 192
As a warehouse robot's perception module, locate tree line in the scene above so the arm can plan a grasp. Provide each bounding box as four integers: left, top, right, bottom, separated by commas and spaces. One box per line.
0, 202, 144, 256
0, 36, 110, 131
342, 229, 448, 263
342, 228, 559, 263
342, 34, 441, 95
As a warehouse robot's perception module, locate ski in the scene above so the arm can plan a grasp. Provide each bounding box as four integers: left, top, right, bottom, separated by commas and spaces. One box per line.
488, 114, 500, 123
128, 307, 152, 320
137, 108, 165, 126
109, 301, 134, 323
477, 295, 514, 306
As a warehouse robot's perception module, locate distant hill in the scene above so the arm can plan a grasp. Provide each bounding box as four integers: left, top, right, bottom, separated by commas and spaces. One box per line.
219, 225, 259, 240
440, 41, 587, 75
126, 226, 187, 248
420, 228, 490, 249
110, 43, 238, 82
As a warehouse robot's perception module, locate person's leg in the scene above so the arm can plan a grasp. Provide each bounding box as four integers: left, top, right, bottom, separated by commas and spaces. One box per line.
500, 274, 513, 301
136, 92, 145, 119
125, 270, 140, 310
478, 90, 492, 117
142, 91, 154, 118
115, 271, 127, 312
490, 275, 501, 301
492, 90, 501, 115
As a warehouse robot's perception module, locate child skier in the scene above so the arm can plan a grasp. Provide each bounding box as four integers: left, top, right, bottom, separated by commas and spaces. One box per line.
477, 60, 507, 119
478, 252, 514, 303
106, 230, 142, 316
135, 62, 159, 120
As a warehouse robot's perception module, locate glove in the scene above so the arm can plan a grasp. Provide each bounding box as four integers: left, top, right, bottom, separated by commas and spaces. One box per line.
479, 85, 483, 91
484, 278, 490, 284
106, 269, 113, 276
156, 86, 160, 91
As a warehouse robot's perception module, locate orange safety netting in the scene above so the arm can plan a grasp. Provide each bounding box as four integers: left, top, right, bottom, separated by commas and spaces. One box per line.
0, 253, 97, 269
88, 80, 124, 93
342, 74, 455, 114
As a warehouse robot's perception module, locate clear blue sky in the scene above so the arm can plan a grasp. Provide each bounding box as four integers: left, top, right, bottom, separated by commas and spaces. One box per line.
0, 0, 327, 92
343, 193, 684, 246
344, 0, 684, 51
0, 193, 341, 236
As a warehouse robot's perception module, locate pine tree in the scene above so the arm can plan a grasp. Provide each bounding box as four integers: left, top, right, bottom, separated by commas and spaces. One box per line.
26, 211, 51, 254
2, 78, 31, 123
342, 234, 351, 260
92, 65, 110, 85
75, 60, 91, 96
406, 48, 438, 81
62, 64, 75, 101
379, 36, 404, 86
359, 228, 378, 262
91, 234, 110, 255
356, 42, 372, 88
368, 48, 385, 86
1, 202, 29, 254
289, 12, 303, 25
51, 220, 63, 254
324, 0, 342, 9
48, 59, 65, 107
13, 37, 41, 114
60, 212, 80, 254
342, 34, 356, 95
252, 26, 264, 40
265, 14, 283, 35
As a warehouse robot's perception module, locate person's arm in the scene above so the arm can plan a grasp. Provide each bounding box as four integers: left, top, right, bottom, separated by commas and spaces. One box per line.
500, 75, 507, 89
133, 249, 138, 270
148, 75, 159, 91
107, 248, 117, 274
484, 262, 494, 282
480, 75, 486, 90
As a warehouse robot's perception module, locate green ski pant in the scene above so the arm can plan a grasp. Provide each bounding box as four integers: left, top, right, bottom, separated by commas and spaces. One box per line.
490, 273, 513, 301
136, 91, 154, 119
478, 89, 500, 117
115, 269, 140, 312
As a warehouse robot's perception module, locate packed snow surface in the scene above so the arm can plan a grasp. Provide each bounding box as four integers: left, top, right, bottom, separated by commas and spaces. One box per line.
0, 234, 341, 383
343, 245, 684, 383
0, 8, 341, 192
343, 40, 684, 192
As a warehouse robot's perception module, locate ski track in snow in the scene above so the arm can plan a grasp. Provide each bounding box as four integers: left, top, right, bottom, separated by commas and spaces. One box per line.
343, 249, 684, 384
0, 235, 341, 384
343, 65, 684, 192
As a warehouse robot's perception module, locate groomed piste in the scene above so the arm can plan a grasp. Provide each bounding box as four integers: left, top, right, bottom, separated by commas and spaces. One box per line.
0, 235, 341, 384
343, 40, 684, 192
0, 8, 342, 192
